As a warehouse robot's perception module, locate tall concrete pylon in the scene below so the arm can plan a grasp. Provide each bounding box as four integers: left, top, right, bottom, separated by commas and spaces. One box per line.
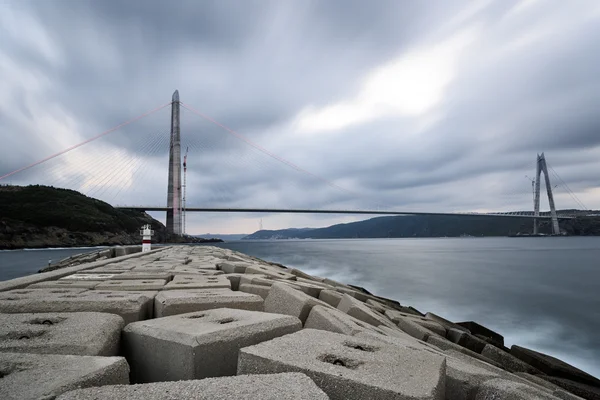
533, 153, 560, 235
166, 90, 182, 235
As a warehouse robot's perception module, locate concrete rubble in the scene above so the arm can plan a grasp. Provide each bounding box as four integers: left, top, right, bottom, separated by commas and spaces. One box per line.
0, 245, 596, 399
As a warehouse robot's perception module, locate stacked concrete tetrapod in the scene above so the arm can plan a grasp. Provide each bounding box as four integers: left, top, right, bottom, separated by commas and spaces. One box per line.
533, 152, 560, 235
166, 90, 182, 235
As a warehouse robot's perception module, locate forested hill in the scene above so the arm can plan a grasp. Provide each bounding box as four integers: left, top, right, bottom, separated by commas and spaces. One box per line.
243, 214, 600, 240
0, 185, 216, 249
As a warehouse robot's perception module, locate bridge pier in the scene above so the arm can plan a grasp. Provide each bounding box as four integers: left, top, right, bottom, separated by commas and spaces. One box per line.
166, 90, 182, 235
533, 153, 560, 235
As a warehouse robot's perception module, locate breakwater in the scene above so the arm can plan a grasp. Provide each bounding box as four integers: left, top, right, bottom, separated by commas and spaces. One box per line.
0, 245, 597, 399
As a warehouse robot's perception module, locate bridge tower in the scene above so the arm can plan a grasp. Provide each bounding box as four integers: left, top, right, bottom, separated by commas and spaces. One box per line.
166, 90, 182, 235
533, 153, 560, 235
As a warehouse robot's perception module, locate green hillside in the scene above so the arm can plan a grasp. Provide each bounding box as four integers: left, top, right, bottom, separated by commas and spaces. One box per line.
0, 185, 167, 249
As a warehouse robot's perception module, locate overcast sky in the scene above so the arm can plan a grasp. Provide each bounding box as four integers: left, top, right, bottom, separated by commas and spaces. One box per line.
2, 0, 600, 234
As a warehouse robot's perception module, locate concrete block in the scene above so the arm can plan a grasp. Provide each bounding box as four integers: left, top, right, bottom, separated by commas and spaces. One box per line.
0, 290, 156, 324
426, 312, 470, 333
245, 264, 297, 280
457, 320, 504, 346
60, 273, 119, 280
426, 335, 504, 369
222, 273, 243, 290
482, 344, 541, 374
323, 277, 353, 289
95, 279, 166, 291
56, 372, 329, 400
28, 280, 102, 289
0, 288, 88, 296
131, 264, 177, 273
444, 349, 507, 400
474, 378, 560, 399
184, 262, 218, 270
239, 274, 274, 287
172, 266, 224, 275
238, 328, 446, 400
290, 267, 317, 280
264, 282, 332, 324
319, 289, 343, 307
366, 299, 392, 313
540, 376, 600, 400
123, 308, 302, 382
335, 286, 369, 302
87, 265, 136, 272
337, 294, 397, 329
396, 316, 438, 341
515, 373, 566, 392
217, 261, 248, 273
446, 328, 488, 353
385, 310, 447, 336
511, 345, 600, 387
163, 275, 231, 290
305, 305, 388, 336
109, 271, 173, 280
283, 280, 324, 298
0, 312, 124, 356
239, 283, 271, 300
154, 289, 263, 317
0, 352, 129, 400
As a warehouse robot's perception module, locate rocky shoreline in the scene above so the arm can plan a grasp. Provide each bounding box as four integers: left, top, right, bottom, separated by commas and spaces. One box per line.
0, 246, 597, 399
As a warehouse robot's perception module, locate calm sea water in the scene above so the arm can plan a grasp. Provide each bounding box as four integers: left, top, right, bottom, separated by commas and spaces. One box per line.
1, 237, 598, 377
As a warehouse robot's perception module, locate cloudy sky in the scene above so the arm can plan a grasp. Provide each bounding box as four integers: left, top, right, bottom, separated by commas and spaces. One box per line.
2, 0, 600, 234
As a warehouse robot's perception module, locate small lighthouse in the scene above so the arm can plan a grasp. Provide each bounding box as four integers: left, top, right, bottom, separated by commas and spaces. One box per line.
140, 224, 154, 252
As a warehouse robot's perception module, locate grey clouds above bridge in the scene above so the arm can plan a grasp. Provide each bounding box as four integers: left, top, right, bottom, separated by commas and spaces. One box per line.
1, 0, 600, 233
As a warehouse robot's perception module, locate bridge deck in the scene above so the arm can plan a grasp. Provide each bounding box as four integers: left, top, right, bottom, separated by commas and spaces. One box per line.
116, 207, 574, 219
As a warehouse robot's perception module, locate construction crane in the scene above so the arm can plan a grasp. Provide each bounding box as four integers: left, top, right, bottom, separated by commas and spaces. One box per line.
182, 147, 188, 235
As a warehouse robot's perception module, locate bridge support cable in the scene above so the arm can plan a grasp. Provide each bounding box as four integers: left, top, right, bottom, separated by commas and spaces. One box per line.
107, 131, 172, 205
179, 103, 394, 212
87, 128, 169, 199
179, 103, 359, 196
547, 164, 587, 210
0, 102, 172, 182
56, 127, 168, 198
90, 128, 171, 202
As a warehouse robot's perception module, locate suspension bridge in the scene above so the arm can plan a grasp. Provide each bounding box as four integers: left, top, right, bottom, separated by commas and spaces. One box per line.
0, 91, 589, 236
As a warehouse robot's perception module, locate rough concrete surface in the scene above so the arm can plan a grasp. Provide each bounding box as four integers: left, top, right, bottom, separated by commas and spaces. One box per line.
238, 328, 446, 400
0, 352, 129, 400
163, 275, 231, 290
319, 289, 344, 307
0, 290, 156, 324
474, 378, 560, 399
95, 279, 167, 291
511, 345, 600, 387
239, 283, 271, 300
28, 280, 102, 289
123, 308, 302, 382
305, 305, 386, 336
60, 273, 119, 280
56, 373, 329, 400
446, 328, 488, 353
0, 312, 124, 356
337, 294, 397, 329
154, 289, 263, 317
264, 282, 332, 324
245, 265, 296, 280
482, 343, 541, 374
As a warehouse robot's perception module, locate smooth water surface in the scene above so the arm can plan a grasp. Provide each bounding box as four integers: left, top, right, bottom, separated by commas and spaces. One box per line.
1, 237, 598, 376
0, 247, 107, 280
